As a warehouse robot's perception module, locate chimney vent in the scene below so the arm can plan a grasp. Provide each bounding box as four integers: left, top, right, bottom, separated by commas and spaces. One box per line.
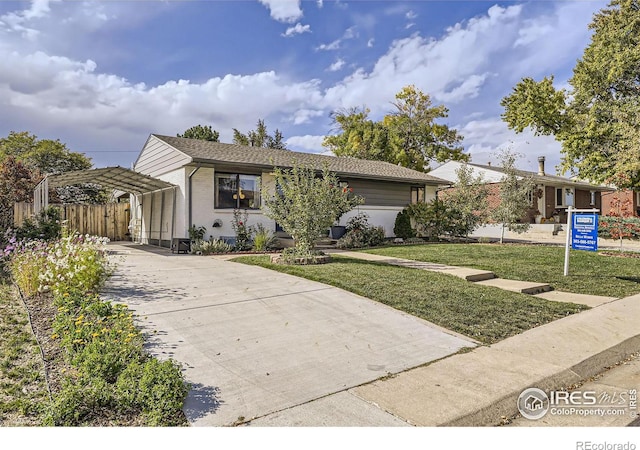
537, 156, 546, 176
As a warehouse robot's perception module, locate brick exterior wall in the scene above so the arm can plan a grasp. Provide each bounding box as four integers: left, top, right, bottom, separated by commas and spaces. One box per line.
601, 190, 640, 217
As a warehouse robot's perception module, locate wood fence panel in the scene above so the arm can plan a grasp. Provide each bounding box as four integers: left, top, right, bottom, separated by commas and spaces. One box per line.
12, 202, 130, 241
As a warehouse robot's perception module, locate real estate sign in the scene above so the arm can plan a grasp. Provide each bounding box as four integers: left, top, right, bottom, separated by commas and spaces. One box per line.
571, 213, 599, 252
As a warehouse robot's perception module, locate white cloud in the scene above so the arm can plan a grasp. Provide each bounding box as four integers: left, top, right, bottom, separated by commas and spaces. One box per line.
316, 25, 357, 51
316, 39, 341, 51
437, 73, 491, 103
457, 118, 563, 174
0, 48, 324, 142
327, 58, 345, 72
406, 10, 418, 20
316, 0, 323, 8
258, 0, 302, 23
323, 5, 524, 114
290, 109, 324, 125
286, 135, 327, 153
282, 22, 311, 37
367, 38, 374, 48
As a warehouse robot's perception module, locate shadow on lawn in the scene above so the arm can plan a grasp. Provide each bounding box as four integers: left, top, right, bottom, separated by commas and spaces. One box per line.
616, 276, 640, 284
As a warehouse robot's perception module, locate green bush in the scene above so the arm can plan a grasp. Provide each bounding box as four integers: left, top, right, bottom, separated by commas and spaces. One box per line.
46, 375, 116, 426
252, 224, 278, 251
393, 208, 415, 239
336, 213, 386, 249
15, 207, 62, 241
116, 358, 189, 426
190, 238, 232, 255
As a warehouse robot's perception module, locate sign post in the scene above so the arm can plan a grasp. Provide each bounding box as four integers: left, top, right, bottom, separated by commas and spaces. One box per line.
563, 207, 599, 276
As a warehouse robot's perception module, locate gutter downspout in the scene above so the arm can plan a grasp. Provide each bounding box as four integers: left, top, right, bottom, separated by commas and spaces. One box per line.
188, 165, 201, 234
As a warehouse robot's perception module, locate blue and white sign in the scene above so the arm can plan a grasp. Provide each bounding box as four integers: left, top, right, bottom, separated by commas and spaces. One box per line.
571, 213, 598, 252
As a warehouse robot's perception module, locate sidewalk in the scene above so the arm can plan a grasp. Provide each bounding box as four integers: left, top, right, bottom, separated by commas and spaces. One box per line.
349, 292, 640, 426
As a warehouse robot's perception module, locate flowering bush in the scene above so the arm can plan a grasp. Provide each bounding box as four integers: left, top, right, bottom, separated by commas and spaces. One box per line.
232, 209, 253, 251
4, 232, 111, 297
3, 232, 189, 426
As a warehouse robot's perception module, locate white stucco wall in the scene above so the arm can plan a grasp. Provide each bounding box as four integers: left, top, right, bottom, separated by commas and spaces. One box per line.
129, 167, 186, 245
137, 166, 443, 243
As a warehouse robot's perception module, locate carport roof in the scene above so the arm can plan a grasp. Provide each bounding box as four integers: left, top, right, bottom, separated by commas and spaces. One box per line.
45, 166, 175, 195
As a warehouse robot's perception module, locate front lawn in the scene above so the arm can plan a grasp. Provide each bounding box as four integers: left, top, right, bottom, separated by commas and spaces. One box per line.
0, 283, 49, 425
360, 244, 640, 298
232, 255, 587, 345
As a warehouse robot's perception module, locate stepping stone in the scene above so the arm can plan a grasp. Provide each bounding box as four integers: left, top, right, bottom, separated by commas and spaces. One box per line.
534, 291, 618, 307
474, 278, 551, 295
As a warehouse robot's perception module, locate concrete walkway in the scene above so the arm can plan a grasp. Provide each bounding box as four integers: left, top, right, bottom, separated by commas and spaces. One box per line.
102, 243, 473, 426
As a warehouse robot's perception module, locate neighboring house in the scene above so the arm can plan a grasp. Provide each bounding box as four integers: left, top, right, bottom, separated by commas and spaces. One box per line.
601, 189, 640, 217
430, 157, 612, 224
131, 134, 448, 246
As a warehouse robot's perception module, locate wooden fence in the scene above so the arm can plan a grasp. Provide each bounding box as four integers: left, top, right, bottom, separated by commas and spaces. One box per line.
13, 202, 131, 241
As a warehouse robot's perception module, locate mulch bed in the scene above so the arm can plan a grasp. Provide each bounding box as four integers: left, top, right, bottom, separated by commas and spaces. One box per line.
18, 291, 70, 396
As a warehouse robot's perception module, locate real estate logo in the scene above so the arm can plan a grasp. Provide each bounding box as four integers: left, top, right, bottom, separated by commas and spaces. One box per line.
517, 387, 550, 420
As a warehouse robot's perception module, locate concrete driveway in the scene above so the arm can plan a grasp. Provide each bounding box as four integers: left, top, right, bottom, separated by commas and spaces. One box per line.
102, 243, 474, 426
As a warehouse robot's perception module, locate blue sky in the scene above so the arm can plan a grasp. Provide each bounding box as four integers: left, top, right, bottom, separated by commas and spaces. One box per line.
0, 0, 607, 173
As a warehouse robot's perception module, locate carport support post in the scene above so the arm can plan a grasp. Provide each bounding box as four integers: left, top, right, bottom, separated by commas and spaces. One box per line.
170, 186, 176, 248
149, 191, 154, 245
563, 206, 573, 276
159, 189, 165, 248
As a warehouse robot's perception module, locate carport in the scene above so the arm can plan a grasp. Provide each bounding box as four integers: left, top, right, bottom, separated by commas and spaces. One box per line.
33, 166, 177, 248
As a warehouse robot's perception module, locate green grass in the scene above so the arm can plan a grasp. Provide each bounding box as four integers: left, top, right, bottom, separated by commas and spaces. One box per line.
232, 255, 588, 345
360, 244, 640, 298
0, 283, 50, 425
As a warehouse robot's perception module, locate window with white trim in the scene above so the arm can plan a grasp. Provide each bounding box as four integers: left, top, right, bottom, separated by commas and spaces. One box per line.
555, 187, 574, 207
215, 173, 261, 209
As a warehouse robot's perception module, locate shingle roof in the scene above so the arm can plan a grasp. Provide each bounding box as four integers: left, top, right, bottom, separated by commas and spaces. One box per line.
152, 134, 448, 185
468, 162, 611, 191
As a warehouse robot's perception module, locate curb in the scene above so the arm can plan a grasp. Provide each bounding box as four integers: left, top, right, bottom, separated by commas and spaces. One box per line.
444, 333, 640, 426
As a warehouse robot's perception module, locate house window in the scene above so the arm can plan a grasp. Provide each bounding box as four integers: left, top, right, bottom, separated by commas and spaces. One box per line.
555, 187, 574, 207
215, 173, 261, 209
411, 186, 425, 204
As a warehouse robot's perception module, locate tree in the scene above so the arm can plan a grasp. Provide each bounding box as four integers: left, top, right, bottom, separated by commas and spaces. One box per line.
501, 0, 640, 189
491, 150, 536, 243
0, 157, 39, 230
261, 164, 363, 258
0, 131, 103, 205
233, 119, 288, 149
323, 107, 391, 162
323, 85, 467, 172
0, 131, 92, 174
177, 125, 220, 142
440, 163, 489, 237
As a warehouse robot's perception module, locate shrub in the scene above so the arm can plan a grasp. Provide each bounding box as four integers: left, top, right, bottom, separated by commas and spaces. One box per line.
394, 208, 415, 239
187, 225, 206, 241
261, 164, 363, 258
46, 375, 116, 426
190, 238, 232, 255
252, 224, 277, 251
116, 358, 189, 426
232, 209, 253, 251
336, 213, 386, 249
15, 207, 62, 241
